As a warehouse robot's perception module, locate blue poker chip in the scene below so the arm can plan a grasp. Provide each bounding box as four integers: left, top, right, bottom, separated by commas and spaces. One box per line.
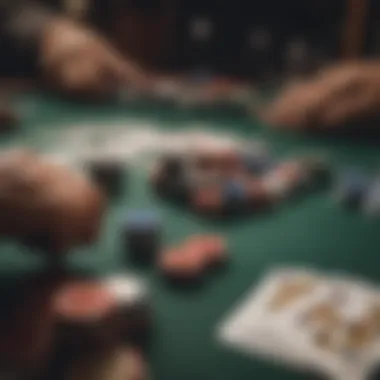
362, 178, 380, 215
222, 180, 248, 204
335, 169, 370, 207
124, 210, 161, 232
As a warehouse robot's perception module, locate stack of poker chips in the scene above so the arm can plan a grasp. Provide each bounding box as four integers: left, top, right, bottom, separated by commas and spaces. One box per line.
150, 146, 331, 218
122, 210, 162, 265
53, 274, 151, 351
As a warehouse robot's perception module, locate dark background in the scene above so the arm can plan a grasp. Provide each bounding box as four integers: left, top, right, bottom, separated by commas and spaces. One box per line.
99, 0, 355, 77
3, 0, 380, 79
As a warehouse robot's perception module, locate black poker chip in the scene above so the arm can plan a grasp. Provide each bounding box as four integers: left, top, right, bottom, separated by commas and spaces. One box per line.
122, 210, 162, 265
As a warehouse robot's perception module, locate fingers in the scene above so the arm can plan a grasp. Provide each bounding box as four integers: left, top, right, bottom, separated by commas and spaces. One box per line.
262, 65, 375, 130
262, 81, 324, 129
320, 88, 380, 126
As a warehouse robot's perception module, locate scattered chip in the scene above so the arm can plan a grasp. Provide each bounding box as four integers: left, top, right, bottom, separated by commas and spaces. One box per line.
335, 169, 370, 208
53, 281, 119, 348
123, 210, 162, 265
200, 235, 227, 265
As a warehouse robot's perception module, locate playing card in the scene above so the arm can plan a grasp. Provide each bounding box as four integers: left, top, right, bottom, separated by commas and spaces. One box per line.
218, 268, 380, 380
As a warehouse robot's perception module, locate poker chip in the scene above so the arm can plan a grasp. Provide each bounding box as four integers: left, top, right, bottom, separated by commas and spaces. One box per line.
177, 251, 205, 277
103, 274, 152, 342
222, 180, 248, 211
54, 276, 151, 347
103, 274, 148, 306
362, 177, 380, 215
335, 169, 370, 209
54, 282, 116, 323
182, 237, 209, 266
159, 248, 183, 272
200, 235, 227, 265
53, 281, 119, 348
122, 210, 162, 264
159, 247, 204, 279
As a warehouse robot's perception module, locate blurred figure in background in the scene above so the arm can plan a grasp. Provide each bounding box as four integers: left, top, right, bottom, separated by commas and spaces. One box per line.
0, 0, 147, 99
263, 0, 380, 130
263, 62, 380, 130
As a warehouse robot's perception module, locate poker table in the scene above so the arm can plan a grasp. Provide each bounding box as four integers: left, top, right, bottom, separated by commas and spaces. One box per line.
3, 89, 380, 380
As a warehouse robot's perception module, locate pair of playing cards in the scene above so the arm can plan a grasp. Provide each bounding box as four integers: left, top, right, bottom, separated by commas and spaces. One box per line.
218, 268, 380, 380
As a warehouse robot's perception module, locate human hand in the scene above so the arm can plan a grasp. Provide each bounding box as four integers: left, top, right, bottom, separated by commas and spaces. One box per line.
261, 62, 380, 130
0, 149, 105, 255
40, 19, 148, 99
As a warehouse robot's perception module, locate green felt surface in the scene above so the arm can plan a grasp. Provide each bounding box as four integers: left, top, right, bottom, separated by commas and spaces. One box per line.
4, 91, 380, 380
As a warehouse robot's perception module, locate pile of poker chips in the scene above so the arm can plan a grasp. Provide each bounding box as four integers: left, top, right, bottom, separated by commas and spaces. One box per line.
158, 234, 227, 281
150, 146, 331, 218
334, 168, 380, 215
54, 274, 151, 349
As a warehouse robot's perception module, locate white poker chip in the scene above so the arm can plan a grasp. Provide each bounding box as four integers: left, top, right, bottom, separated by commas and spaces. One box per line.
103, 275, 148, 305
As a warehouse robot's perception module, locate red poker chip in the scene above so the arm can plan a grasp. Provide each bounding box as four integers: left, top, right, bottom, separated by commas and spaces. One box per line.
177, 252, 204, 277
200, 235, 227, 265
159, 248, 183, 272
160, 245, 204, 279
54, 282, 116, 323
182, 238, 208, 266
183, 234, 227, 267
